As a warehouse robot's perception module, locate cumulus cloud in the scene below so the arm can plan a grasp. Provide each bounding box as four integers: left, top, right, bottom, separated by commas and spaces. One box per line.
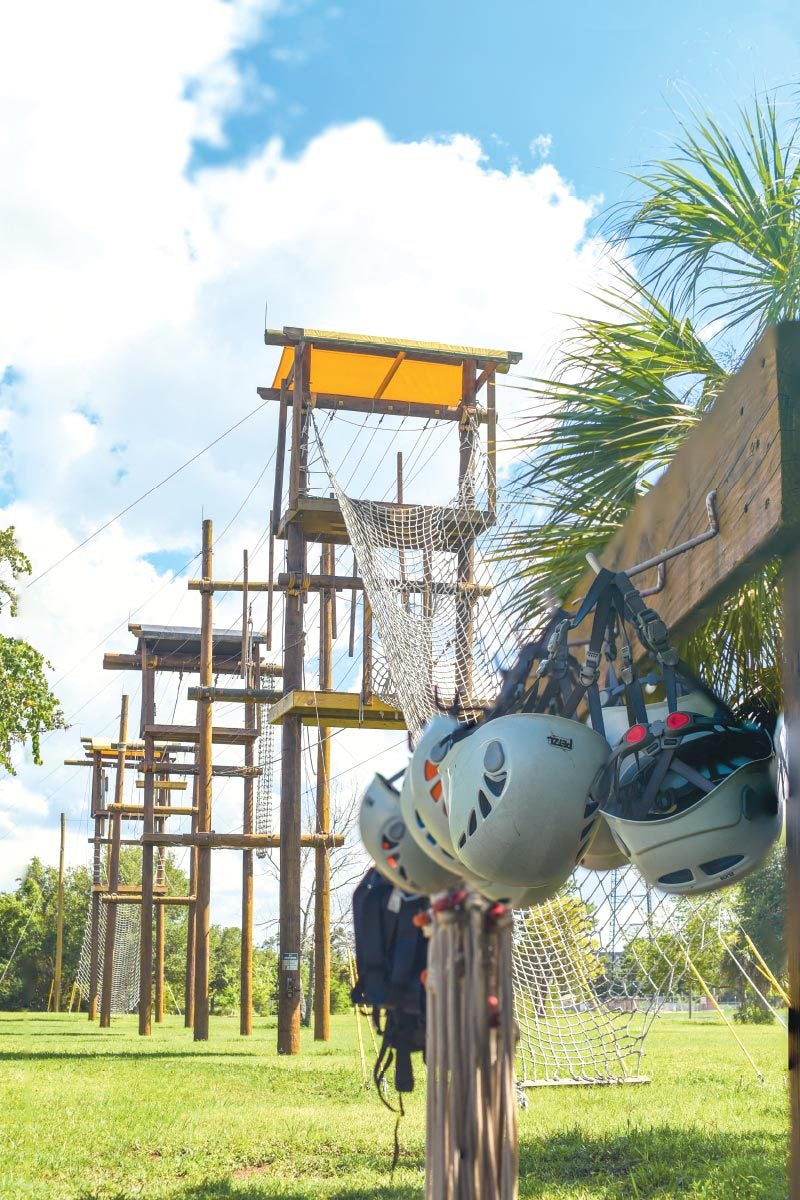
0, 0, 616, 922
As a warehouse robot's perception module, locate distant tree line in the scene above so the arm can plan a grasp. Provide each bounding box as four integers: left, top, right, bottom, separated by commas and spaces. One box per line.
0, 849, 353, 1017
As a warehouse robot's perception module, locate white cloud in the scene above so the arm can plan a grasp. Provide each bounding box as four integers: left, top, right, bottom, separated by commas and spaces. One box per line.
0, 0, 619, 925
529, 133, 553, 160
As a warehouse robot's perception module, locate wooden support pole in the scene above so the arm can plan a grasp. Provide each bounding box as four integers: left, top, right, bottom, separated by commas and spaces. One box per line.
278, 343, 308, 1055
785, 544, 800, 1194
348, 552, 358, 657
138, 649, 157, 1036
486, 375, 497, 516
241, 549, 254, 1037
361, 596, 373, 704
314, 544, 333, 1041
154, 767, 169, 1025
100, 695, 129, 1027
194, 519, 214, 1041
53, 813, 66, 1013
455, 360, 477, 699
88, 755, 103, 1020
185, 734, 199, 1029
267, 509, 275, 651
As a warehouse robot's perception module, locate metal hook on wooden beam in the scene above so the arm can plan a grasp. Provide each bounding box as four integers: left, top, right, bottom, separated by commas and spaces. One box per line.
586, 491, 719, 579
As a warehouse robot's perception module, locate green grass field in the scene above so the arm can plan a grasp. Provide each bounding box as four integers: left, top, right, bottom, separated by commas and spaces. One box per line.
0, 1011, 787, 1199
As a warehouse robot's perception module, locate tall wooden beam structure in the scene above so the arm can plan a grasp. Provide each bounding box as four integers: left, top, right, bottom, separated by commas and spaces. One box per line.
260, 324, 520, 1053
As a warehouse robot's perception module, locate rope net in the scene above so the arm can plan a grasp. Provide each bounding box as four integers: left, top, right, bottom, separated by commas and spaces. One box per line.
75, 902, 141, 1015
315, 414, 525, 738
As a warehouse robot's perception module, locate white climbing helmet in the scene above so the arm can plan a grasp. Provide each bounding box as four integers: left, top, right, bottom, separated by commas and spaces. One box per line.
359, 772, 463, 896
442, 713, 612, 888
598, 690, 717, 748
578, 814, 629, 872
465, 874, 562, 909
399, 714, 463, 872
598, 713, 780, 895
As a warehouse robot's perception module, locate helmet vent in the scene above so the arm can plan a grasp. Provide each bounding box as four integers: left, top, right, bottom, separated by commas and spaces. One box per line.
657, 868, 694, 885
397, 865, 408, 881
457, 832, 467, 850
483, 773, 506, 798
478, 790, 492, 819
467, 809, 478, 837
699, 854, 744, 876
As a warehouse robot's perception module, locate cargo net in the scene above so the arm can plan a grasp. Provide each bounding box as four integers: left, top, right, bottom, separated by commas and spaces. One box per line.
512, 870, 759, 1086
313, 414, 524, 740
75, 900, 141, 1015
312, 415, 769, 1086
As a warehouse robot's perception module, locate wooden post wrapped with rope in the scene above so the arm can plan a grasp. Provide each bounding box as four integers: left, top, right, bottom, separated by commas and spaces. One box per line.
425, 892, 518, 1200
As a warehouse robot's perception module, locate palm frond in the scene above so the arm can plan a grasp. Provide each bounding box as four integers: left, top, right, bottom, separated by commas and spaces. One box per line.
616, 97, 800, 344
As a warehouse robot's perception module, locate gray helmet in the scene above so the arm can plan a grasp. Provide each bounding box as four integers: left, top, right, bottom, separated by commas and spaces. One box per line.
359, 772, 463, 895
579, 814, 629, 872
598, 711, 780, 895
399, 714, 463, 871
442, 713, 611, 888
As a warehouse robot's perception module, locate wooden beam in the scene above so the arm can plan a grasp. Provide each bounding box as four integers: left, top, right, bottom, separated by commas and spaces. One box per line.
373, 351, 406, 399
141, 832, 345, 849
100, 696, 128, 1028
100, 804, 195, 816
314, 543, 333, 1042
264, 327, 522, 367
133, 780, 188, 791
88, 755, 103, 1021
568, 324, 800, 643
144, 724, 258, 745
258, 386, 487, 424
53, 813, 66, 1013
279, 346, 307, 1056
103, 651, 281, 676
186, 686, 282, 705
102, 895, 195, 906
785, 544, 800, 1195
194, 519, 213, 1043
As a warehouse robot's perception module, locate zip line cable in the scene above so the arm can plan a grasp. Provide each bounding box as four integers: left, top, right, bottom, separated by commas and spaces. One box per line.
26, 394, 274, 589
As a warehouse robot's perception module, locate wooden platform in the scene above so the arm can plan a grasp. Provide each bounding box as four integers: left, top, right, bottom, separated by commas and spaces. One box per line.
276, 495, 496, 549
143, 724, 259, 745
266, 688, 406, 730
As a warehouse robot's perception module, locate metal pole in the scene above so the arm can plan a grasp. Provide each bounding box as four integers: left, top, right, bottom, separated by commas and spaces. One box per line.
241, 549, 254, 1036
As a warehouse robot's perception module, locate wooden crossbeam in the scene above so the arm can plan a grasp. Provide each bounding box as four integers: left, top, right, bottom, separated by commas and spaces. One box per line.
100, 804, 196, 817
101, 894, 195, 905
187, 686, 282, 705
143, 723, 258, 745
257, 385, 486, 424
568, 324, 800, 644
134, 780, 188, 791
103, 651, 278, 675
140, 832, 345, 849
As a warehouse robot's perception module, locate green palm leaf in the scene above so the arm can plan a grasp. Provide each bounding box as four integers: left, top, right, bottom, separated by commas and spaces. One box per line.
508, 94, 798, 707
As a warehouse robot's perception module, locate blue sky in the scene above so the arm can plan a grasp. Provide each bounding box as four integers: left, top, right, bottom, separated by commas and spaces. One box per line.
196, 0, 799, 208
1, 0, 798, 914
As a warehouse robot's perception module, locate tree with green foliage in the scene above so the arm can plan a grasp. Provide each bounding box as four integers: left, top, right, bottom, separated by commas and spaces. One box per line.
509, 95, 800, 711
0, 527, 66, 770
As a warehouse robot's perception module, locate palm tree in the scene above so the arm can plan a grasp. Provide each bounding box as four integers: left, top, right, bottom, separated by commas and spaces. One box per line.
509, 95, 800, 710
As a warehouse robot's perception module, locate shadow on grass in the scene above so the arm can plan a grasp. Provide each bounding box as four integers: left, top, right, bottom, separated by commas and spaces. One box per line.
72, 1126, 786, 1200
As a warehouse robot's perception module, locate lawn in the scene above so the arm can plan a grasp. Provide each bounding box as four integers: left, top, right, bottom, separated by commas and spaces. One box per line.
0, 1010, 787, 1199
